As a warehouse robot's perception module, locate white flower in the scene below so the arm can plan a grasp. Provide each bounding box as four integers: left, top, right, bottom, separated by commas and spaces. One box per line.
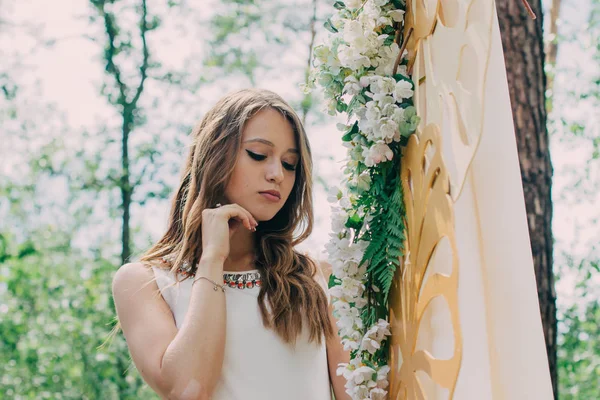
377, 94, 395, 109
352, 366, 377, 385
376, 365, 391, 389
365, 101, 382, 121
333, 298, 351, 315
338, 45, 372, 70
396, 64, 408, 76
343, 75, 363, 96
323, 98, 338, 116
327, 186, 342, 203
314, 3, 417, 396
349, 384, 371, 399
362, 142, 394, 167
388, 9, 406, 22
373, 118, 398, 142
345, 0, 363, 9
372, 0, 389, 6
369, 76, 396, 95
339, 194, 352, 208
330, 276, 365, 301
393, 80, 414, 102
391, 105, 406, 124
341, 337, 360, 351
374, 42, 400, 76
331, 209, 348, 232
343, 20, 365, 43
370, 388, 388, 400
330, 13, 345, 31
354, 172, 372, 192
360, 75, 372, 87
360, 336, 381, 354
313, 45, 331, 64
337, 362, 353, 379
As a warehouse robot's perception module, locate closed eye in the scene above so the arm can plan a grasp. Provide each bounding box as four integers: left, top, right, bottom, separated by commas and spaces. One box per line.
246, 150, 297, 171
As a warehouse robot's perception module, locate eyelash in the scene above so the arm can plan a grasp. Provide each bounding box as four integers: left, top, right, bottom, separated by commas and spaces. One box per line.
246, 150, 297, 171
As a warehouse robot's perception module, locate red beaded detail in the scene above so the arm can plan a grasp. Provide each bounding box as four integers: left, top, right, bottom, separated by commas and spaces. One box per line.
162, 255, 261, 290
222, 271, 261, 290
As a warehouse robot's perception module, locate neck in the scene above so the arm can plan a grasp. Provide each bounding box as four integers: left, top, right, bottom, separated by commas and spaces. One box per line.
223, 225, 257, 272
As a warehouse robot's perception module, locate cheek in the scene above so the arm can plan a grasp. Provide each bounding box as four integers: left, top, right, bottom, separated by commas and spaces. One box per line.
226, 161, 251, 194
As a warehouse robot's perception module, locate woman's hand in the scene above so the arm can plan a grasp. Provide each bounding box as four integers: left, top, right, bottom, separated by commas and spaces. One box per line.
201, 203, 258, 260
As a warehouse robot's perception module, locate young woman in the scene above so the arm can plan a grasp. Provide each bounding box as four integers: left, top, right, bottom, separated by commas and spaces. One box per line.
111, 88, 351, 400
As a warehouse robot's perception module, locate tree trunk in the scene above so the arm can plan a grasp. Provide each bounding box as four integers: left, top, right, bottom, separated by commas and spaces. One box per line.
496, 1, 557, 397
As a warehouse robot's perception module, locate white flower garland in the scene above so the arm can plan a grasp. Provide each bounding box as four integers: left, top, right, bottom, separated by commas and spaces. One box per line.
302, 1, 419, 399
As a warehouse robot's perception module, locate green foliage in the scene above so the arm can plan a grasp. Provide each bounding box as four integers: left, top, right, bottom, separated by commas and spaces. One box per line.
359, 171, 405, 300
0, 232, 159, 399
1, 0, 336, 398
549, 0, 600, 398
558, 301, 600, 399
324, 18, 339, 33
333, 1, 346, 11
204, 0, 302, 83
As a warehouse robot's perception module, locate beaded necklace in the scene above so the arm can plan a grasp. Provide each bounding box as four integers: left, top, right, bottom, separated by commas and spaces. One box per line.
161, 255, 261, 290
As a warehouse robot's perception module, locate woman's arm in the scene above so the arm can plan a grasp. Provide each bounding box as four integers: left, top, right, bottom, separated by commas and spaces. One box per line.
159, 256, 228, 399
113, 255, 227, 400
315, 260, 352, 400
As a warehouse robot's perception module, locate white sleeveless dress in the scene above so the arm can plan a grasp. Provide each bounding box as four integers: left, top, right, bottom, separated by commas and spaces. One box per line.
151, 266, 332, 400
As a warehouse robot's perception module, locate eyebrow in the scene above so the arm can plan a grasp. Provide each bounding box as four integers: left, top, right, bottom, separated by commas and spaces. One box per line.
243, 138, 299, 154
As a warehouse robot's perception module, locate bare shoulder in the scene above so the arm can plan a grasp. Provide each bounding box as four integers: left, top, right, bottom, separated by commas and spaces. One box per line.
317, 259, 333, 280
112, 262, 155, 291
308, 257, 332, 293
111, 261, 176, 397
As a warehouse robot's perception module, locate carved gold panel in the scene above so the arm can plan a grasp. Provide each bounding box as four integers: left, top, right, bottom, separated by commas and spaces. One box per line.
388, 124, 462, 399
403, 0, 494, 201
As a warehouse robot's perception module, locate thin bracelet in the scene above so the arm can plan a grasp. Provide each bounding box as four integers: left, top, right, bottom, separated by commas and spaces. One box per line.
192, 275, 226, 292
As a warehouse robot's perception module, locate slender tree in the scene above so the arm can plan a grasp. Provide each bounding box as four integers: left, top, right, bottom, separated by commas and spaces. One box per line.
90, 0, 152, 264
496, 1, 557, 397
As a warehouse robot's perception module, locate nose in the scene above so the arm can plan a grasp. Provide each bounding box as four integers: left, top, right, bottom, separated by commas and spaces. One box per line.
266, 159, 285, 184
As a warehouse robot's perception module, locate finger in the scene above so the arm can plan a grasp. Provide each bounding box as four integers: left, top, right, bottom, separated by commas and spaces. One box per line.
232, 204, 258, 227
239, 207, 258, 229
223, 205, 255, 231
229, 204, 257, 230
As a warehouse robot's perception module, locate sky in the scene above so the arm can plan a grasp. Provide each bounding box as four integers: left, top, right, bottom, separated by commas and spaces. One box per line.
1, 0, 597, 306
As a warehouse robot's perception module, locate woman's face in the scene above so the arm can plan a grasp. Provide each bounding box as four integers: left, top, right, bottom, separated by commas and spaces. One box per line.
224, 108, 299, 222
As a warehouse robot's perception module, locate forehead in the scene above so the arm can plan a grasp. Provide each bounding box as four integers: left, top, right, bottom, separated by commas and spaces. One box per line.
242, 108, 298, 152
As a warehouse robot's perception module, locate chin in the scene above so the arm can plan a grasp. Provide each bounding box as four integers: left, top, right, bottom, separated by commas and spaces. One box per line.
254, 204, 286, 223
254, 210, 279, 223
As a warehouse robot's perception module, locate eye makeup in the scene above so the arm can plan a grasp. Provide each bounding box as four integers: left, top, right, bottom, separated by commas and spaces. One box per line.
246, 150, 297, 171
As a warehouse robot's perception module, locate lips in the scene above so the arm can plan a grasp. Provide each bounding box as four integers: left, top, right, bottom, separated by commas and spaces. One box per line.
259, 190, 281, 199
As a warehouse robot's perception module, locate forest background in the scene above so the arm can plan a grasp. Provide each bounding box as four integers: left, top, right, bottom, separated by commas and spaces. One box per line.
0, 0, 598, 399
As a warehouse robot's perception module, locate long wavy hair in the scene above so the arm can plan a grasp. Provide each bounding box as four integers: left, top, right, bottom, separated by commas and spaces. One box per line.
107, 88, 333, 348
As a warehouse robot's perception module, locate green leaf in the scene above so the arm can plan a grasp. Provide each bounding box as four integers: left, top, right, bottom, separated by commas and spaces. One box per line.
345, 212, 363, 230
383, 35, 396, 47
393, 73, 413, 84
342, 121, 359, 142
333, 1, 346, 10
336, 100, 348, 113
324, 18, 338, 33
328, 272, 340, 289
